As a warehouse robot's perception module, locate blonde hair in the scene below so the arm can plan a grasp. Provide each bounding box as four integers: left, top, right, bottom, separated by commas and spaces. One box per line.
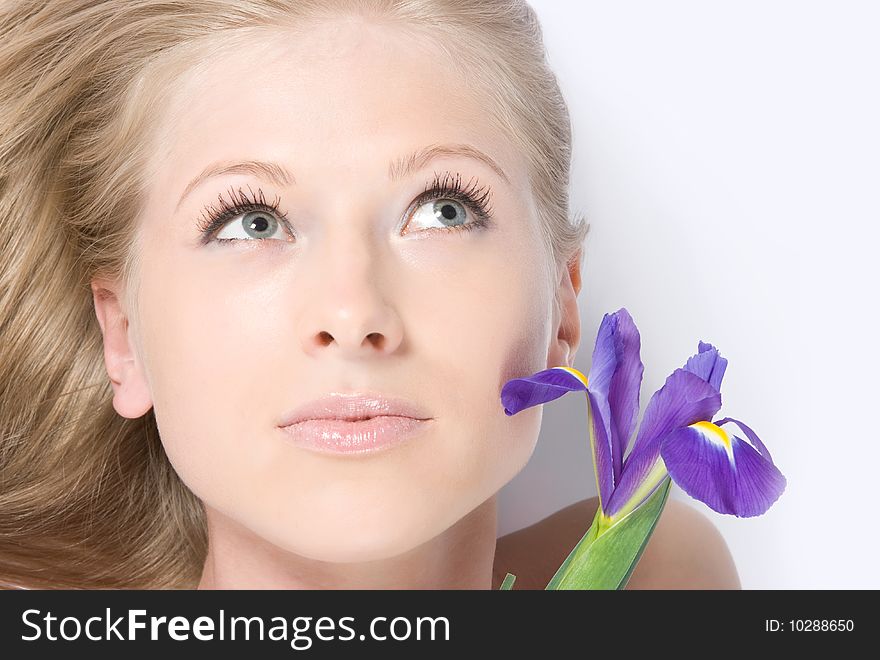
0, 0, 589, 589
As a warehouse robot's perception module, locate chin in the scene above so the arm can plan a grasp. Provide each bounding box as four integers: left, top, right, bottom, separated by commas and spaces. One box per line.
249, 505, 447, 564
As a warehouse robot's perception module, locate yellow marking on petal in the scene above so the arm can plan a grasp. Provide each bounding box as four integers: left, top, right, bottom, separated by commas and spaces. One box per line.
691, 420, 735, 462
691, 421, 731, 448
553, 365, 589, 387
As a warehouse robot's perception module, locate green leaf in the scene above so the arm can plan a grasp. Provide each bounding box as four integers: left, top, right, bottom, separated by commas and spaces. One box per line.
545, 477, 672, 590
499, 573, 517, 590
543, 506, 603, 590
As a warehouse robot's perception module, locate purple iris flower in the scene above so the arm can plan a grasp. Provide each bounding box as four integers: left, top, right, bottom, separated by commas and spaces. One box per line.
501, 308, 786, 523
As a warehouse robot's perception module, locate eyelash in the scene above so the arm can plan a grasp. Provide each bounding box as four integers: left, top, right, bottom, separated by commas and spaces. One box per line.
195, 171, 495, 245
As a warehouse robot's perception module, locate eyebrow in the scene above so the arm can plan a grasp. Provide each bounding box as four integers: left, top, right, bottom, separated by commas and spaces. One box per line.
174, 142, 510, 212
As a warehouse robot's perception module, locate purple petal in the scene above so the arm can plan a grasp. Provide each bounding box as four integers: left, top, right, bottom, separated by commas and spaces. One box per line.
682, 341, 728, 393
659, 423, 736, 514
581, 309, 644, 510
587, 308, 645, 492
715, 416, 773, 462
605, 368, 722, 518
660, 421, 786, 517
727, 434, 787, 516
585, 316, 617, 502
500, 366, 587, 416
588, 390, 616, 511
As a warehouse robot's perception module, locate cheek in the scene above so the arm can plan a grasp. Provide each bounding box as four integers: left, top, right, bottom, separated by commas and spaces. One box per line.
417, 244, 551, 493
133, 252, 288, 492
429, 245, 552, 420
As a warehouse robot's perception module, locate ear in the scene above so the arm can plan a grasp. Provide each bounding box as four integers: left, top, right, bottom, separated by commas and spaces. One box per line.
546, 248, 583, 369
90, 278, 153, 418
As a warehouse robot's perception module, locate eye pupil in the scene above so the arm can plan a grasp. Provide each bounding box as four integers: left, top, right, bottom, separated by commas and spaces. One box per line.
242, 211, 277, 238
249, 216, 269, 232
434, 199, 464, 226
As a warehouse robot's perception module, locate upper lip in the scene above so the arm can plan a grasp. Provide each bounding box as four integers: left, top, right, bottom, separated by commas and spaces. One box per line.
278, 392, 433, 426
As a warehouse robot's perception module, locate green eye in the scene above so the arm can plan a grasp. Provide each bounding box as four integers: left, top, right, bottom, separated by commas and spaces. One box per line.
215, 210, 288, 242
400, 172, 495, 236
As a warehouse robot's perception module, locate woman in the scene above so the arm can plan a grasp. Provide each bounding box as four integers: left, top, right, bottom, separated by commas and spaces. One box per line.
0, 0, 738, 589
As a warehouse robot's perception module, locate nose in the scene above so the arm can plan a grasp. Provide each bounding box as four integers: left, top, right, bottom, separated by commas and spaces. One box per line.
298, 231, 404, 359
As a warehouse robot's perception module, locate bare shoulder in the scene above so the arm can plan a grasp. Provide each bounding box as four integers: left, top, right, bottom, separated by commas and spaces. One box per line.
493, 495, 741, 590
622, 496, 742, 589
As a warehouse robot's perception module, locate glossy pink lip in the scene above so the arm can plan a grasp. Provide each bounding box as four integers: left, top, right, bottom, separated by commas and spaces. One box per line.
277, 392, 434, 455
279, 415, 432, 455
277, 392, 432, 427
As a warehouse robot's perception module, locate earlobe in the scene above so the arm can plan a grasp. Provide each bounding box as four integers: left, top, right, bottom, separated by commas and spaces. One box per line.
90, 279, 153, 419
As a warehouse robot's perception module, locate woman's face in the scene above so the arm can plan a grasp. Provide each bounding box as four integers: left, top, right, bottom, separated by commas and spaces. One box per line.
104, 19, 576, 562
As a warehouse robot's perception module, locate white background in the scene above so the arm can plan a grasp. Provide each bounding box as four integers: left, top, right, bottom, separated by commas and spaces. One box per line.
498, 0, 880, 588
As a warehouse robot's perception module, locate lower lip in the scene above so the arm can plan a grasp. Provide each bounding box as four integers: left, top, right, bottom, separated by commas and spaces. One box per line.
279, 415, 432, 455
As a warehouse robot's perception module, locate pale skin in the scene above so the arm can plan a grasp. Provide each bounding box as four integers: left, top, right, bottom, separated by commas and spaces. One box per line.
91, 15, 739, 589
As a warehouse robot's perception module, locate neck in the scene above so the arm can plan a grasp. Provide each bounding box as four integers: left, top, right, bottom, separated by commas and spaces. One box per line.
197, 496, 499, 590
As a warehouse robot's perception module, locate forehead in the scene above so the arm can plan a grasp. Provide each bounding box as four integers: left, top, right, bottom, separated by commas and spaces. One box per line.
146, 19, 527, 195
